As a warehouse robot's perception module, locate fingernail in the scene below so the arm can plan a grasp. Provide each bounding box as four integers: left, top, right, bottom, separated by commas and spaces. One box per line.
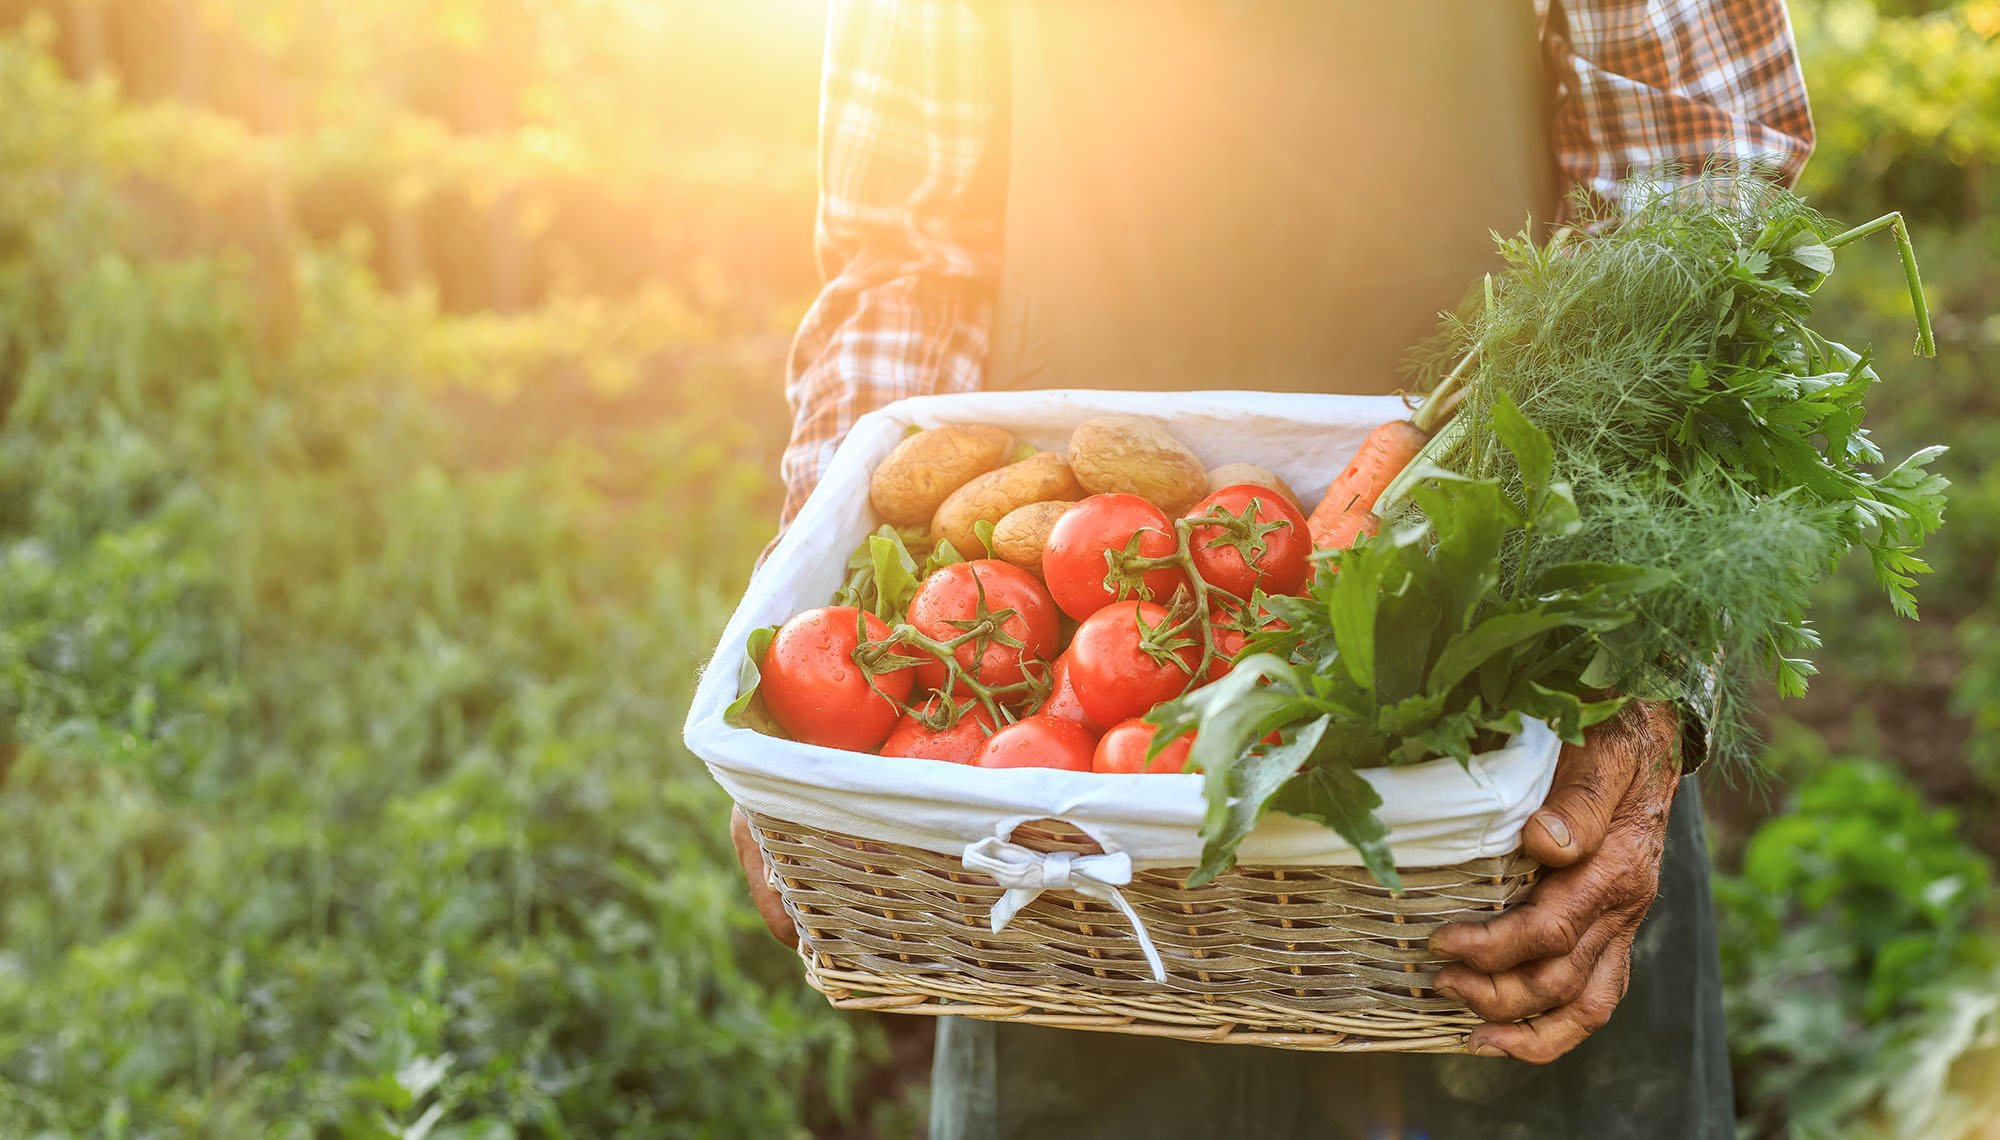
1535, 812, 1572, 849
1433, 983, 1463, 1003
1471, 1043, 1507, 1059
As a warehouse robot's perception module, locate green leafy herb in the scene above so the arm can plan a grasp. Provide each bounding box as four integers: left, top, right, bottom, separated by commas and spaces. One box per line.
1155, 410, 1658, 884
1405, 175, 1949, 768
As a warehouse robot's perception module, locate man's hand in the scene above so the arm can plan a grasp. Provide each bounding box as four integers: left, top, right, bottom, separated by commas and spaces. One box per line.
1430, 700, 1681, 1064
732, 806, 800, 949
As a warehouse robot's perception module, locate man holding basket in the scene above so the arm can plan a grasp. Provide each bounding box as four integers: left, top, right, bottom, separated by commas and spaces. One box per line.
739, 2, 1813, 1135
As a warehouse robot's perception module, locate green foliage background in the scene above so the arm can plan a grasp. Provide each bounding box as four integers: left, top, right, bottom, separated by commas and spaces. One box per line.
0, 1, 1992, 1137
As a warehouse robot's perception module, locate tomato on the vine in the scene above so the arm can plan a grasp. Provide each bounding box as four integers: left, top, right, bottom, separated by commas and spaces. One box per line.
879, 698, 998, 764
1184, 484, 1311, 598
906, 559, 1060, 692
1206, 608, 1251, 682
1042, 494, 1189, 621
1093, 718, 1198, 774
973, 714, 1098, 771
1204, 595, 1293, 681
1066, 600, 1200, 728
760, 606, 913, 752
1032, 653, 1101, 731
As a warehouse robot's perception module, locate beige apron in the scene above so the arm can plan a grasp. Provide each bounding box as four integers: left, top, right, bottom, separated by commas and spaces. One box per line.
984, 0, 1555, 396
934, 4, 1734, 1138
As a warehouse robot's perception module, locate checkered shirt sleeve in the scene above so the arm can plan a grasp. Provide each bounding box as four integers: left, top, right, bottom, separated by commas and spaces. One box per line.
1542, 0, 1815, 220
777, 0, 1004, 525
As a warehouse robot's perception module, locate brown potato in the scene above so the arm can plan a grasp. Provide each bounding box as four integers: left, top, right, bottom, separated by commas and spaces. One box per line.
992, 500, 1075, 570
868, 425, 1014, 527
1205, 463, 1302, 511
930, 452, 1084, 557
1068, 415, 1208, 514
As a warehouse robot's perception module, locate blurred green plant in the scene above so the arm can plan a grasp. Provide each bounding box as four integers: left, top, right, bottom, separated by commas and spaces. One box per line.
1718, 747, 2000, 1139
1792, 0, 2000, 223
0, 21, 880, 1137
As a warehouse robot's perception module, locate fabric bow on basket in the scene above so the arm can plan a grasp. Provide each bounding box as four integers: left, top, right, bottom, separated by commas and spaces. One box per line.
960, 834, 1168, 983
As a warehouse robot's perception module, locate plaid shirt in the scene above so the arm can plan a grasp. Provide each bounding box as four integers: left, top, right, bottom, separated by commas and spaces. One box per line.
780, 0, 1815, 523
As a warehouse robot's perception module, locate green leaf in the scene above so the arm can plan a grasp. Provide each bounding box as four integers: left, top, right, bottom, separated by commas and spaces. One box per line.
1271, 750, 1400, 892
1158, 654, 1313, 847
1426, 607, 1627, 698
972, 519, 998, 560
834, 525, 934, 618
866, 532, 921, 620
1577, 645, 1622, 690
1504, 680, 1625, 744
1188, 714, 1331, 886
1410, 479, 1508, 632
1408, 702, 1483, 767
1376, 691, 1447, 739
923, 537, 968, 575
1489, 390, 1554, 514
725, 626, 788, 736
1533, 561, 1672, 595
1324, 525, 1414, 696
1786, 243, 1835, 274
1534, 480, 1582, 537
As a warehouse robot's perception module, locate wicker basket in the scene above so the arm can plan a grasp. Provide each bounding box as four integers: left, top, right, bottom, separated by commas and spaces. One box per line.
691, 390, 1561, 1054
746, 810, 1539, 1052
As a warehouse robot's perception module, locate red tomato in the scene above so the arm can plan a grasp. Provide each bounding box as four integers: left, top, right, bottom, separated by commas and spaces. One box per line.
1204, 596, 1257, 682
760, 606, 913, 752
1184, 484, 1311, 598
879, 698, 998, 763
906, 559, 1061, 692
1041, 494, 1189, 621
1034, 653, 1102, 731
974, 714, 1098, 771
1202, 596, 1296, 681
1093, 718, 1198, 774
1206, 619, 1248, 682
1066, 601, 1201, 728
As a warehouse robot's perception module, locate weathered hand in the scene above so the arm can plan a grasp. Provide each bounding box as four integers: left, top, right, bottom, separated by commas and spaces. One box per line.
732, 805, 800, 948
1430, 700, 1681, 1063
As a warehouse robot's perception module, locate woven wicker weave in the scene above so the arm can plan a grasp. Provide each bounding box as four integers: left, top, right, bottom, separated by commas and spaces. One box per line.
746, 811, 1538, 1052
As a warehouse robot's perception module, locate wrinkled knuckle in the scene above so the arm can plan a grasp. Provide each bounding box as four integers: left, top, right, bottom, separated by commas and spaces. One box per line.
1432, 964, 1479, 999
1535, 961, 1588, 1009
1462, 942, 1515, 974
1544, 912, 1584, 958
1459, 983, 1511, 1021
1575, 992, 1618, 1032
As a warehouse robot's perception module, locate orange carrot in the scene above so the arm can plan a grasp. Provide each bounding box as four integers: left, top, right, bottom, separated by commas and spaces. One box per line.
1314, 510, 1379, 553
1308, 421, 1427, 549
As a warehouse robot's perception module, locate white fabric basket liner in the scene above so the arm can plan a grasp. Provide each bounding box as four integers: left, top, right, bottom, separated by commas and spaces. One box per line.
684, 389, 1560, 870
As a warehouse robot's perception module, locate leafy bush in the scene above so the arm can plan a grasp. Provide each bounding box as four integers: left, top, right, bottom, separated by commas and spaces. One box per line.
0, 28, 877, 1137
1719, 747, 2000, 1138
